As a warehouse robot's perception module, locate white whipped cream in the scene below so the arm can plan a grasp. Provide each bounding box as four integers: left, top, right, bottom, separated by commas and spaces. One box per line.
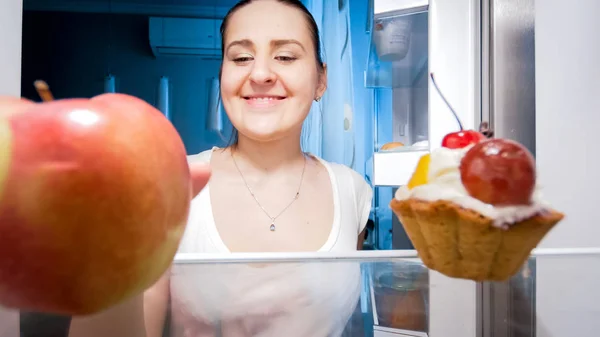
394, 146, 550, 228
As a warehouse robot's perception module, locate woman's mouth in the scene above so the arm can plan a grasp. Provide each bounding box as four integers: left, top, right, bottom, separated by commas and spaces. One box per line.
243, 95, 286, 109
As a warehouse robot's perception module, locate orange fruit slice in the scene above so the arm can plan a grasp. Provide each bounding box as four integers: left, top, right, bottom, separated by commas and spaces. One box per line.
407, 154, 430, 189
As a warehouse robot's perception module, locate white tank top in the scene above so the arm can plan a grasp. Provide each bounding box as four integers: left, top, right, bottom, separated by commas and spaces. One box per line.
170, 148, 373, 337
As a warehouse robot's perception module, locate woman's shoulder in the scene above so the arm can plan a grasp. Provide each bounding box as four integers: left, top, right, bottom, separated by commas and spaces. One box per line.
313, 156, 362, 179
187, 146, 221, 164
312, 156, 371, 192
314, 156, 373, 233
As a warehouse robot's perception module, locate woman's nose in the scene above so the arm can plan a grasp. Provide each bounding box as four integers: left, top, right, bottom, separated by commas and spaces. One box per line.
248, 59, 276, 84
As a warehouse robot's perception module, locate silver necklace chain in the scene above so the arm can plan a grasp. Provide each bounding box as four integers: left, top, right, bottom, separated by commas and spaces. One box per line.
231, 152, 307, 231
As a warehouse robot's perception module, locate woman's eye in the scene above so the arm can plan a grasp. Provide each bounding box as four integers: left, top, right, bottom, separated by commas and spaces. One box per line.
233, 56, 253, 63
275, 56, 297, 62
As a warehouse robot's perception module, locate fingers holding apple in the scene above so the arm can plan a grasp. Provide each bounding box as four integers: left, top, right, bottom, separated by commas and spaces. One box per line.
190, 163, 211, 197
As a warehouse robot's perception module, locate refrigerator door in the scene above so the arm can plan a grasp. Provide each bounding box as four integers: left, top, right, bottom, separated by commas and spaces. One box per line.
480, 1, 537, 337
482, 0, 536, 154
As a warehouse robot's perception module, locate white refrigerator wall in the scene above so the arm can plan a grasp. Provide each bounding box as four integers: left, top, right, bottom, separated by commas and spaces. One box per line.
428, 0, 478, 151
0, 1, 22, 335
535, 0, 600, 336
536, 0, 599, 249
0, 0, 22, 98
428, 1, 479, 337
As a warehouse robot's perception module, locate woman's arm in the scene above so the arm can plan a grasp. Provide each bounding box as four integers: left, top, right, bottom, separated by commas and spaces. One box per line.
143, 269, 171, 337
68, 269, 170, 337
357, 228, 366, 250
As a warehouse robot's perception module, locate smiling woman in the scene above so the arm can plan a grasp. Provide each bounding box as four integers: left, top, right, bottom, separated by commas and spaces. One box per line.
68, 1, 372, 337
220, 0, 326, 146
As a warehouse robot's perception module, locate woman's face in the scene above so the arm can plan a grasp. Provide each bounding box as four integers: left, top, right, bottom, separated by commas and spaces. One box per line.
220, 0, 327, 143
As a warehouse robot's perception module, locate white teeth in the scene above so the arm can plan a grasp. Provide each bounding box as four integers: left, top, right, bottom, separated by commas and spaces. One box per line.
248, 97, 278, 102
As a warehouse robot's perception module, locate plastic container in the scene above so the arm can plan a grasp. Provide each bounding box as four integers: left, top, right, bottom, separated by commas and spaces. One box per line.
373, 17, 413, 62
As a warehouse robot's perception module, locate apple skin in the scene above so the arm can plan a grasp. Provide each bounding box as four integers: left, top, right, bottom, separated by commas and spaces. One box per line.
0, 93, 191, 315
460, 138, 536, 206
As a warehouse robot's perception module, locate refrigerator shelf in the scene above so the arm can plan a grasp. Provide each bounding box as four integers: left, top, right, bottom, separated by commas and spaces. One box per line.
372, 149, 429, 187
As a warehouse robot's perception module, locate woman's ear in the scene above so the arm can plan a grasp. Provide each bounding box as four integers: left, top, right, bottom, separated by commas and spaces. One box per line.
316, 63, 328, 99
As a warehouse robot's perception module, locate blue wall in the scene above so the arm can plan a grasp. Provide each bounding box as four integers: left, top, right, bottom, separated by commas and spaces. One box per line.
21, 11, 228, 155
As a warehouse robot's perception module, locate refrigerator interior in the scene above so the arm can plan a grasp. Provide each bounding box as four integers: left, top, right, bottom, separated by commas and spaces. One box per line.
365, 6, 429, 251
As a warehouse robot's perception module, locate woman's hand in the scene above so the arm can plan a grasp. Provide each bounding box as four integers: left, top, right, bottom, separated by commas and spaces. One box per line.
190, 163, 211, 197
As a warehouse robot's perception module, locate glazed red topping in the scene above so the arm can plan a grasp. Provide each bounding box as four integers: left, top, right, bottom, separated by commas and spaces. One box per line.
441, 130, 487, 149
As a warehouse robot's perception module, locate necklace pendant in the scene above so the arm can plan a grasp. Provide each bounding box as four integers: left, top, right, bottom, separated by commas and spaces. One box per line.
270, 223, 276, 231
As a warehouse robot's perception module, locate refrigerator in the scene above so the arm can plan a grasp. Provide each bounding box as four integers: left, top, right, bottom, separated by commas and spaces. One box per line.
0, 0, 549, 336
365, 0, 535, 336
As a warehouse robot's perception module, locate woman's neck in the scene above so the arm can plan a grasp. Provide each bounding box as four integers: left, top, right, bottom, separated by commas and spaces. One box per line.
232, 133, 305, 173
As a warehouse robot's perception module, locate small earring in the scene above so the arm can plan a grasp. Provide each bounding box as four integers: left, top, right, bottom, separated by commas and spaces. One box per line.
315, 96, 321, 102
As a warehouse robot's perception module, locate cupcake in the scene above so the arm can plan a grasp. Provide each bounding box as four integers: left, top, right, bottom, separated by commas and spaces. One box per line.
390, 132, 563, 281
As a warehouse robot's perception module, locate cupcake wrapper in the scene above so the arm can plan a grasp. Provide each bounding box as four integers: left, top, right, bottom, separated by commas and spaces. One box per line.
390, 198, 564, 281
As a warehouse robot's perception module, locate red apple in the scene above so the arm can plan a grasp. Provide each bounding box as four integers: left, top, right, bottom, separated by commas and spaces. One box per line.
460, 139, 536, 206
0, 93, 192, 315
441, 130, 486, 149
